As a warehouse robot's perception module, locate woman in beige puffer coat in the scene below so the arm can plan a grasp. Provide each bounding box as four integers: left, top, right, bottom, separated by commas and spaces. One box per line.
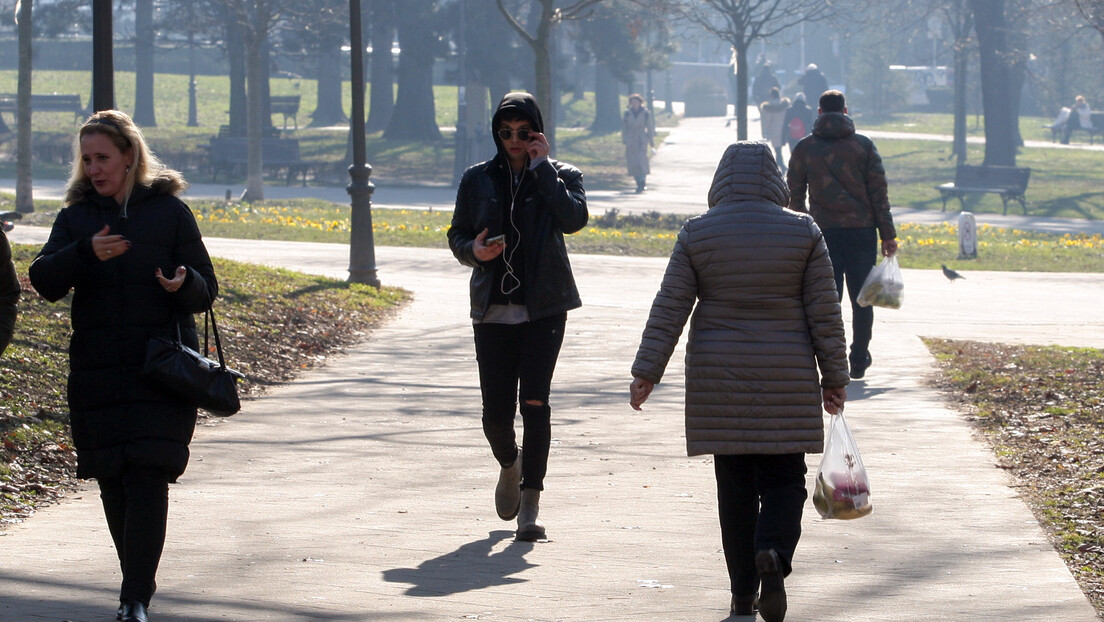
629, 141, 848, 622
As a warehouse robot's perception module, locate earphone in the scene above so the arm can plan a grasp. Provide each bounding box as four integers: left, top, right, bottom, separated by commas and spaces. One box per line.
500, 167, 525, 295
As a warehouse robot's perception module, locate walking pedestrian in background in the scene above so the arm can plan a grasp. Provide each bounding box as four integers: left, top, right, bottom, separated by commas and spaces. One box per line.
630, 142, 848, 622
782, 92, 814, 152
758, 86, 791, 173
787, 90, 898, 380
622, 93, 655, 193
448, 92, 589, 542
29, 110, 218, 622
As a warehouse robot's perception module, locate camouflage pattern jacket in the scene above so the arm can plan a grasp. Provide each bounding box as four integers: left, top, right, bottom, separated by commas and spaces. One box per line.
786, 112, 896, 241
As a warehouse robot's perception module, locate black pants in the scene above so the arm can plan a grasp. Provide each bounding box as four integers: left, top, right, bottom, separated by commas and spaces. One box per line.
98, 466, 170, 607
715, 453, 807, 596
822, 227, 878, 363
473, 313, 566, 491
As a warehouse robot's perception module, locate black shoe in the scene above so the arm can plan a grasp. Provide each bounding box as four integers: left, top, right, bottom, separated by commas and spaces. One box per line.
849, 351, 872, 379
756, 549, 787, 622
120, 599, 148, 622
730, 593, 758, 615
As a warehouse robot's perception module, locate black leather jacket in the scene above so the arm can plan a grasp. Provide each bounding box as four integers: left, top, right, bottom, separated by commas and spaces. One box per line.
448, 153, 588, 321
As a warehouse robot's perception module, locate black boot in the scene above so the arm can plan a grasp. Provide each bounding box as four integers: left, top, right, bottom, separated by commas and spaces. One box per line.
120, 599, 149, 622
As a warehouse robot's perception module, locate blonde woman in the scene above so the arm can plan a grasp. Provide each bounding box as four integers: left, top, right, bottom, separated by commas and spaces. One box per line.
29, 110, 217, 622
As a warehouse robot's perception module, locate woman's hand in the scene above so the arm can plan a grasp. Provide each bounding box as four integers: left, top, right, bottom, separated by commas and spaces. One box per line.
822, 386, 847, 414
92, 225, 131, 261
629, 377, 655, 410
473, 228, 505, 262
156, 266, 187, 293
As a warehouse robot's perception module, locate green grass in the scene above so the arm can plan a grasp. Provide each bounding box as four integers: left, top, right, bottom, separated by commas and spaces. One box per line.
874, 138, 1104, 220
0, 70, 660, 190
858, 110, 1063, 143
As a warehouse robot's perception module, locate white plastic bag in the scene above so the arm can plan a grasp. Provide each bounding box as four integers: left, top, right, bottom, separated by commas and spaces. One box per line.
856, 255, 903, 309
812, 408, 872, 520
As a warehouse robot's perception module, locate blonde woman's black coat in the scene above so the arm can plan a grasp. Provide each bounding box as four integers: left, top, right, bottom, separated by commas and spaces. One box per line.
29, 180, 217, 481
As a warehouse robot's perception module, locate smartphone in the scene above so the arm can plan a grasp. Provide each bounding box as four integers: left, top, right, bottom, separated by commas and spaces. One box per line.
486, 234, 506, 246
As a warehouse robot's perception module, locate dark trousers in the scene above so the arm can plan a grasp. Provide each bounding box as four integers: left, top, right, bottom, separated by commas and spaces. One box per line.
473, 313, 566, 491
715, 453, 807, 596
822, 227, 878, 362
1062, 113, 1086, 143
98, 466, 171, 606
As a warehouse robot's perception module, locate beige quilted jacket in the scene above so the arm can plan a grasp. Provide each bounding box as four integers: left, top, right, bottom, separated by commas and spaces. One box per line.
631, 142, 849, 456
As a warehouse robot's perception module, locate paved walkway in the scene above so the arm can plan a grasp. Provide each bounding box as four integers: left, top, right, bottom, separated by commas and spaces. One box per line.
2, 114, 1103, 620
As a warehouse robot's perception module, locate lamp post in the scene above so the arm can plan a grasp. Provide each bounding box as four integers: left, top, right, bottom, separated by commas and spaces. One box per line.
347, 0, 380, 287
92, 0, 115, 112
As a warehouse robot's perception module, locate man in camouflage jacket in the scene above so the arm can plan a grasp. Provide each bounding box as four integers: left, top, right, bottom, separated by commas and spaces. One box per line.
786, 90, 898, 380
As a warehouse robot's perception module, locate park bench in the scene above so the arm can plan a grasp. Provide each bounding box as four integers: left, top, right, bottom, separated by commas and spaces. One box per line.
205, 136, 312, 186
0, 93, 86, 124
1044, 111, 1104, 144
270, 95, 301, 130
935, 164, 1031, 215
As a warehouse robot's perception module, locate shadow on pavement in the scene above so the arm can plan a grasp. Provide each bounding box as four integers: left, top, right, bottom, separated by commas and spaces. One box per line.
381, 529, 536, 596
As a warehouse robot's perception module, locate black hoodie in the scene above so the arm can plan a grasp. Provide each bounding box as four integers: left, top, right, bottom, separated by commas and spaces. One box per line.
448, 92, 589, 321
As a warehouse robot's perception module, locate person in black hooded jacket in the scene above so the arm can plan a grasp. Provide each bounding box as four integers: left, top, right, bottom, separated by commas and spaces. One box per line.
29, 110, 217, 622
448, 92, 588, 542
0, 229, 18, 356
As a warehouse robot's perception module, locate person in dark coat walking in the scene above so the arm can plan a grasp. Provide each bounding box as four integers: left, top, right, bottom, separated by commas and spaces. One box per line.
0, 229, 18, 356
798, 64, 830, 102
787, 90, 898, 380
29, 110, 217, 622
448, 92, 588, 542
781, 92, 815, 152
630, 142, 848, 621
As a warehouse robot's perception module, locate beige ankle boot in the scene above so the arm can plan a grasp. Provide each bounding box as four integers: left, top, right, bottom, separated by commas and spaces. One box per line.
495, 448, 521, 520
515, 488, 546, 541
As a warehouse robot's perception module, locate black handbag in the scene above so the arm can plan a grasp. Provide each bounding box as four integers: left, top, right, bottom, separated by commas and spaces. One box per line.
142, 307, 245, 416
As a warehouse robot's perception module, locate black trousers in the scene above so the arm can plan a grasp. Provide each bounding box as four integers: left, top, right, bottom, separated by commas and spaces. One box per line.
473, 313, 566, 491
714, 453, 808, 596
98, 466, 170, 607
822, 226, 878, 363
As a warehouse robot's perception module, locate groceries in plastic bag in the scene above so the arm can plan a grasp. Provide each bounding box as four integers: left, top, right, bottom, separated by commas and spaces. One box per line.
812, 409, 872, 520
856, 254, 903, 309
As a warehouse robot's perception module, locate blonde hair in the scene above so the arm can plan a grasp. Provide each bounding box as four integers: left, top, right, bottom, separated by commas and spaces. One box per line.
65, 110, 187, 206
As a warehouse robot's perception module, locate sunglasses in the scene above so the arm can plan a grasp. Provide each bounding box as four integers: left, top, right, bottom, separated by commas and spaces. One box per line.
497, 128, 533, 141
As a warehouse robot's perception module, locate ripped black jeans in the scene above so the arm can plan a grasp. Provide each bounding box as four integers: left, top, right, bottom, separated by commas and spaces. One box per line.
473, 313, 566, 491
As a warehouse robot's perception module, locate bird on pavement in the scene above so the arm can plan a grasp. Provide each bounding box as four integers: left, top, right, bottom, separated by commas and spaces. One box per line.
942, 264, 966, 281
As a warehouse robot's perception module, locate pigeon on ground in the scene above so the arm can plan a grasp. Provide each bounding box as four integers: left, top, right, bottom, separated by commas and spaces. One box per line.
941, 264, 966, 281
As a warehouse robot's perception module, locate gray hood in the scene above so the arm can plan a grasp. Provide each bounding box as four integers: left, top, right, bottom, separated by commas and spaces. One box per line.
707, 141, 790, 208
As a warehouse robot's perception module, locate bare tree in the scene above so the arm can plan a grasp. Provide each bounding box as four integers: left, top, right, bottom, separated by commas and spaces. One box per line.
133, 0, 157, 126
969, 0, 1021, 166
495, 0, 607, 149
383, 0, 442, 140
366, 0, 396, 132
678, 0, 834, 141
1074, 0, 1104, 39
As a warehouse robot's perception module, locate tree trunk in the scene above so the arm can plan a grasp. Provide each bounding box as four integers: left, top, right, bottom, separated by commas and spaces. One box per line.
228, 18, 248, 136
367, 0, 395, 132
953, 45, 968, 164
244, 1, 268, 202
261, 36, 274, 131
384, 0, 441, 140
969, 0, 1017, 166
591, 61, 620, 133
311, 30, 346, 127
15, 0, 33, 214
133, 0, 157, 127
734, 40, 749, 141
